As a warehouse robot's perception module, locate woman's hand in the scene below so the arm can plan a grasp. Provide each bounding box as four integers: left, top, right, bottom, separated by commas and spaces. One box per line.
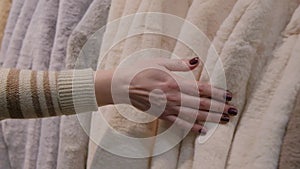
95, 57, 238, 134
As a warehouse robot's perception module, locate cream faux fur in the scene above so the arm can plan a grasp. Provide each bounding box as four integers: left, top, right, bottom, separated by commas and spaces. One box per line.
227, 1, 300, 169
88, 0, 236, 169
279, 8, 300, 168
195, 0, 299, 169
152, 1, 237, 169
280, 91, 300, 169
88, 1, 300, 169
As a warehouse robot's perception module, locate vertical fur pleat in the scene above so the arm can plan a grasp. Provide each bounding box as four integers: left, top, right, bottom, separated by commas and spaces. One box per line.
49, 0, 93, 70
2, 0, 39, 68
17, 0, 59, 71
0, 0, 25, 67
0, 0, 12, 47
66, 0, 111, 70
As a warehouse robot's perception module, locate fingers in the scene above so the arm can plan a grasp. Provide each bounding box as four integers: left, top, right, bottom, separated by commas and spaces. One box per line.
198, 83, 232, 101
174, 77, 232, 102
158, 57, 200, 71
163, 115, 207, 134
173, 106, 230, 124
178, 94, 238, 115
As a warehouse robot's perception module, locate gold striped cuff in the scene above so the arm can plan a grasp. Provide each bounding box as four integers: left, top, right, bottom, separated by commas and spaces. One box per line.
57, 69, 98, 115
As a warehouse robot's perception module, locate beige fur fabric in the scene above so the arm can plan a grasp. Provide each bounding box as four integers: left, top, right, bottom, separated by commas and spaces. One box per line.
88, 0, 300, 169
196, 0, 299, 169
279, 5, 300, 169
279, 92, 300, 169
0, 0, 12, 47
88, 1, 191, 168
226, 2, 300, 169
88, 0, 236, 168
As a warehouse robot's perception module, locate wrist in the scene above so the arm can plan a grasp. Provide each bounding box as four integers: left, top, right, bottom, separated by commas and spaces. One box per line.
94, 69, 115, 106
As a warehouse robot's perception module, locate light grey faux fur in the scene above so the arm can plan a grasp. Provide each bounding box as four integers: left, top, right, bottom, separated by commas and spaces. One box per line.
2, 0, 38, 68
66, 0, 111, 70
0, 0, 110, 169
49, 0, 93, 71
17, 0, 59, 71
0, 123, 11, 169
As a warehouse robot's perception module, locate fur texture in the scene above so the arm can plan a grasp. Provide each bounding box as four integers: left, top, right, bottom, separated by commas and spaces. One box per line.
49, 0, 93, 71
279, 91, 300, 169
279, 5, 300, 169
0, 0, 12, 47
0, 0, 109, 169
0, 0, 24, 67
2, 0, 39, 68
17, 0, 59, 70
88, 1, 300, 169
227, 1, 300, 169
66, 0, 111, 70
1, 0, 300, 168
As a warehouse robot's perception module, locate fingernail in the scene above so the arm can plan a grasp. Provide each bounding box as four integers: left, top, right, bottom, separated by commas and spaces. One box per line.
224, 92, 232, 101
228, 107, 238, 116
221, 116, 230, 122
189, 57, 199, 65
199, 128, 207, 135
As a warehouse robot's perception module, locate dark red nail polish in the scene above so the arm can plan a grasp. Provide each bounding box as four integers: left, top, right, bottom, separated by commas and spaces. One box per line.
189, 57, 199, 65
221, 116, 230, 122
228, 108, 238, 116
224, 92, 232, 101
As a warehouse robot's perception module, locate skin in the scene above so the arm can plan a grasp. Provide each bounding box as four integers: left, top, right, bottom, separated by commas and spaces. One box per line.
94, 57, 237, 134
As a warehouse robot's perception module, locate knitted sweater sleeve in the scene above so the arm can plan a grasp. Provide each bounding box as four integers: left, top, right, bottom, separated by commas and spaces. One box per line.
0, 68, 98, 120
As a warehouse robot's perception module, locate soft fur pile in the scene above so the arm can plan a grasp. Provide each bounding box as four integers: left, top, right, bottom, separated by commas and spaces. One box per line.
0, 0, 300, 168
0, 0, 24, 67
0, 0, 12, 47
0, 0, 110, 168
88, 0, 300, 169
279, 6, 300, 169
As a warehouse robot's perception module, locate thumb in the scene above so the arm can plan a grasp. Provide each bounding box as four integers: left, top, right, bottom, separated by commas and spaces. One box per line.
159, 57, 200, 71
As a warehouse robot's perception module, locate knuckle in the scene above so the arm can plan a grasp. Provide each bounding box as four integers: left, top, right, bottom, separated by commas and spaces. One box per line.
165, 80, 179, 90
199, 98, 209, 108
166, 93, 180, 102
198, 83, 208, 93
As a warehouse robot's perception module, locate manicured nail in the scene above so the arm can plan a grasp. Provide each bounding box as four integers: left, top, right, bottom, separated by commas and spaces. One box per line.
189, 57, 199, 65
221, 116, 230, 122
224, 92, 232, 101
228, 107, 238, 116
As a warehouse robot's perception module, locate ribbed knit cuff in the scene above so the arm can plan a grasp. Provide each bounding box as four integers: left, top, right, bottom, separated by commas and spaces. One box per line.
57, 69, 98, 115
